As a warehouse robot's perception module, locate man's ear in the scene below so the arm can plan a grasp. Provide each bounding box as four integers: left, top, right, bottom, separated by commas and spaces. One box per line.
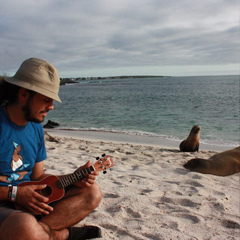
18, 88, 30, 103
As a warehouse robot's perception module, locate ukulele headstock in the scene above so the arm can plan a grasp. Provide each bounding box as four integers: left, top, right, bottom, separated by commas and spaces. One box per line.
93, 154, 114, 174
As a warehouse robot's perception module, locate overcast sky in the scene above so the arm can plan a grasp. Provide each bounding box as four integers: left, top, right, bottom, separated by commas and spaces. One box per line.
0, 0, 239, 77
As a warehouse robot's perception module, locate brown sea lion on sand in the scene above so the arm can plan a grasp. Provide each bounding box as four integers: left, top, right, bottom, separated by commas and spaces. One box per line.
179, 125, 200, 152
183, 146, 240, 176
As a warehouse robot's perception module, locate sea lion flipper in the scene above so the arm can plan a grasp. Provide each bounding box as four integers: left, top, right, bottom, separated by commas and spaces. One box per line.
196, 144, 199, 152
179, 140, 185, 151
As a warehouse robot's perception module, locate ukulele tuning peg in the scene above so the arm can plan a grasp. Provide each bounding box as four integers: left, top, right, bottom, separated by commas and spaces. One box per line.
103, 170, 107, 174
102, 154, 106, 157
96, 157, 100, 160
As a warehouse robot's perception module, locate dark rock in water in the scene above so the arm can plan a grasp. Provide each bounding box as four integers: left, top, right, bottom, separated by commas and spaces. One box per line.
60, 78, 78, 85
43, 120, 60, 129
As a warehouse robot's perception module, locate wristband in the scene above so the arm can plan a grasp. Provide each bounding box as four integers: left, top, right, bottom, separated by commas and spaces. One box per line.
8, 185, 12, 201
10, 186, 18, 202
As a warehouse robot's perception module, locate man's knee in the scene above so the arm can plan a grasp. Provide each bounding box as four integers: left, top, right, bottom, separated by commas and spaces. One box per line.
64, 182, 102, 212
86, 183, 102, 209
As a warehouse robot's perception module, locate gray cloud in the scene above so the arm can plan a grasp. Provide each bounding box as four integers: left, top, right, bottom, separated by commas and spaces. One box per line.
0, 0, 239, 76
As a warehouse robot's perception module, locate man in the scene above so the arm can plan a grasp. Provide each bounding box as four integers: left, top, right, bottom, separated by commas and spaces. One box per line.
0, 58, 102, 240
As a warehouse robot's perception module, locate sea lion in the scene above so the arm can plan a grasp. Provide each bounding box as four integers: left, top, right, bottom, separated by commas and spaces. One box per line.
183, 146, 240, 176
179, 125, 200, 152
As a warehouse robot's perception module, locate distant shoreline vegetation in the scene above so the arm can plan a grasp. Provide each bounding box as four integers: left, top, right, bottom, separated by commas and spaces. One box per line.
60, 75, 166, 85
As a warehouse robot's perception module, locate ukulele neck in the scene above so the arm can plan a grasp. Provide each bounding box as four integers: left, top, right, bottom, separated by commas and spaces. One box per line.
58, 166, 95, 189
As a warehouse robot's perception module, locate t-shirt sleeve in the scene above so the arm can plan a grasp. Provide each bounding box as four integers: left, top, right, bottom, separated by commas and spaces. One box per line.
36, 126, 47, 163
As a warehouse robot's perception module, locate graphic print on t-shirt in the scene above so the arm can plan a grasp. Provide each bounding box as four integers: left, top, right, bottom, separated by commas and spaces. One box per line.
0, 141, 29, 183
11, 141, 23, 171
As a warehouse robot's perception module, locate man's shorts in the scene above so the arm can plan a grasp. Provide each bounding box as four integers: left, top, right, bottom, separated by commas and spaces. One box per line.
0, 201, 21, 226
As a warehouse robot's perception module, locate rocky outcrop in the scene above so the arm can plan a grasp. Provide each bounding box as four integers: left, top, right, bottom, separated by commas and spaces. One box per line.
43, 120, 60, 129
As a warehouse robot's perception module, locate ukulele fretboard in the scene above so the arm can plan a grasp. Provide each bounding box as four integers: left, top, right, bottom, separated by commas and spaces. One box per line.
57, 166, 95, 189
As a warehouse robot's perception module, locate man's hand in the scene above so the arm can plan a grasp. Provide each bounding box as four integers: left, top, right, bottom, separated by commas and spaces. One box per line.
15, 184, 54, 215
73, 161, 99, 188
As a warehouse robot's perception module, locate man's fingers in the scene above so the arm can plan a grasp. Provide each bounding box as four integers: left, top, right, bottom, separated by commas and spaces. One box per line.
30, 199, 54, 215
33, 184, 47, 190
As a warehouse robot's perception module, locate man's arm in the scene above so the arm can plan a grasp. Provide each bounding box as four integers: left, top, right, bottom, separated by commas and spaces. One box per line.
0, 161, 47, 203
0, 186, 11, 201
31, 161, 50, 181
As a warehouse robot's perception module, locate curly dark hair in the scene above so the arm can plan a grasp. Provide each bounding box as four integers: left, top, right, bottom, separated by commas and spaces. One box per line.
0, 76, 35, 106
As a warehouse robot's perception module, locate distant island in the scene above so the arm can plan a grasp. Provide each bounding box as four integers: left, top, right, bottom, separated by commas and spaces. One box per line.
60, 75, 166, 85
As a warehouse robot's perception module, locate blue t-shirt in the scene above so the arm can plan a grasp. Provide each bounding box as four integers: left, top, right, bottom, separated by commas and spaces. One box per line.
0, 106, 47, 186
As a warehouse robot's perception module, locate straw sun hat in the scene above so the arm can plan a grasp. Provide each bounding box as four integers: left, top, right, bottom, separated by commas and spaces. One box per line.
4, 58, 61, 102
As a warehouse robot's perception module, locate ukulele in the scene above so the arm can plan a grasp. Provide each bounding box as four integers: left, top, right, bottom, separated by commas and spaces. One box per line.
15, 154, 113, 206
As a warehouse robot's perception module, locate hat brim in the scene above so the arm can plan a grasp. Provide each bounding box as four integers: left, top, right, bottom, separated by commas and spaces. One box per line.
4, 76, 62, 103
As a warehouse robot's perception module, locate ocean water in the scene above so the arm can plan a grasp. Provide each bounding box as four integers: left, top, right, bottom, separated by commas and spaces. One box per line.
45, 75, 239, 148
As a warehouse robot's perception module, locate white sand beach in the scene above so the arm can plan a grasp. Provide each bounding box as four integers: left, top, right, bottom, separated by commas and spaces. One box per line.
44, 130, 240, 240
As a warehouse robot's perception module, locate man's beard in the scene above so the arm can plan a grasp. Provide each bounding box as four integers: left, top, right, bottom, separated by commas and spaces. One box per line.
22, 100, 44, 123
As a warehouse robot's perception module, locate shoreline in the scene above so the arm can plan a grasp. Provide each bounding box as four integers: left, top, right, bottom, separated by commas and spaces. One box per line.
46, 128, 234, 152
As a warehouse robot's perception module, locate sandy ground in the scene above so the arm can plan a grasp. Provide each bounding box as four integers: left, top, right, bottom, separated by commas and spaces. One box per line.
44, 130, 240, 240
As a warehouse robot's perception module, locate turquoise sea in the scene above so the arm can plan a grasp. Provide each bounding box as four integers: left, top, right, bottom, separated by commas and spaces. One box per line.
44, 75, 239, 148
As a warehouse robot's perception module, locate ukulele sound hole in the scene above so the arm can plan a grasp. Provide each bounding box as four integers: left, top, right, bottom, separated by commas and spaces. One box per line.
40, 186, 52, 197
